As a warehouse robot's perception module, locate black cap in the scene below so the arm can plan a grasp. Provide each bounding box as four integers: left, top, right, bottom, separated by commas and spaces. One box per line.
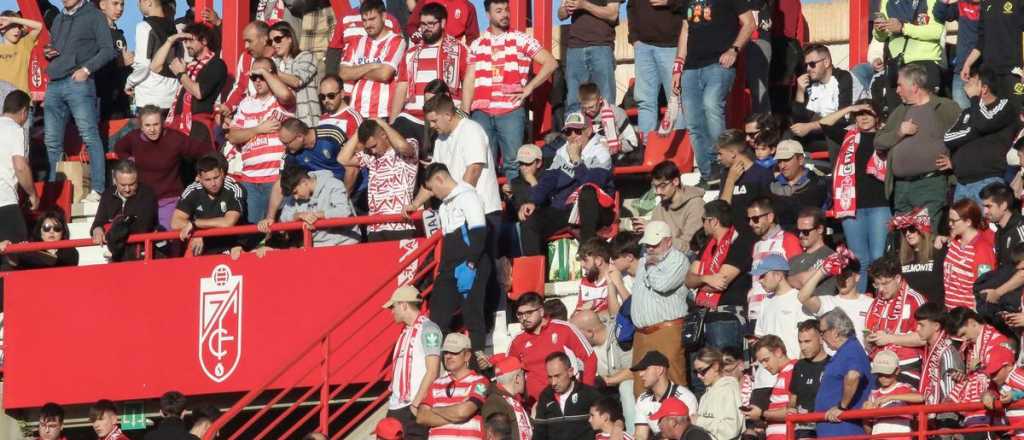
630, 350, 670, 372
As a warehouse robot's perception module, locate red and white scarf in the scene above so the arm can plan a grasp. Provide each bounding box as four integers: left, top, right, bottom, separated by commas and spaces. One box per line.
865, 279, 914, 356
409, 35, 464, 102
255, 0, 285, 24
166, 50, 214, 133
921, 330, 953, 405
831, 129, 886, 218
391, 314, 428, 403
589, 99, 621, 155
695, 227, 737, 308
951, 325, 1000, 409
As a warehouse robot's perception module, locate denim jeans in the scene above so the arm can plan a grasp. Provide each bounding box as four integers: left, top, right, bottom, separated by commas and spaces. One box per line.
44, 77, 106, 192
841, 207, 892, 292
955, 176, 1005, 206
633, 42, 685, 133
851, 62, 875, 99
565, 45, 617, 110
241, 181, 275, 225
682, 64, 735, 179
952, 74, 970, 110
471, 107, 525, 179
746, 39, 772, 114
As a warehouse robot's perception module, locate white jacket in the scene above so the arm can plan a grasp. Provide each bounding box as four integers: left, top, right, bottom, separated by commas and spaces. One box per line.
126, 20, 179, 109
694, 376, 745, 440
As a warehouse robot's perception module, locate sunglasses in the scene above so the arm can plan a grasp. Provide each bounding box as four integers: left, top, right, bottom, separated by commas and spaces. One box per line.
797, 227, 817, 237
748, 212, 771, 223
695, 364, 713, 377
249, 74, 265, 82
563, 128, 583, 136
745, 130, 759, 139
901, 226, 919, 235
42, 224, 63, 233
271, 35, 287, 44
805, 58, 825, 69
318, 92, 340, 101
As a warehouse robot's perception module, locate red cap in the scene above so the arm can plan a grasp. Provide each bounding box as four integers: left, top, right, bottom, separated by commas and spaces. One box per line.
375, 417, 403, 439
649, 398, 690, 421
490, 353, 523, 377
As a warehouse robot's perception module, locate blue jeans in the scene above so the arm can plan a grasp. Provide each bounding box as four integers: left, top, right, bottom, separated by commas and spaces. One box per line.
682, 64, 735, 179
851, 63, 875, 97
633, 42, 685, 133
44, 77, 106, 192
954, 176, 1005, 206
952, 74, 970, 110
564, 45, 617, 110
241, 181, 275, 225
471, 108, 524, 179
841, 207, 892, 292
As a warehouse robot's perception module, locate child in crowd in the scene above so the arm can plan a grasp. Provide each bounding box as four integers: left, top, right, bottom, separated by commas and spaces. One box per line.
589, 396, 633, 440
863, 350, 922, 440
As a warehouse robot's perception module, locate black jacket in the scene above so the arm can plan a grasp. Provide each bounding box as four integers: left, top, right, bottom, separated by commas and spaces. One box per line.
90, 184, 159, 236
144, 417, 191, 440
945, 96, 1019, 183
769, 171, 828, 231
533, 382, 600, 440
996, 213, 1024, 266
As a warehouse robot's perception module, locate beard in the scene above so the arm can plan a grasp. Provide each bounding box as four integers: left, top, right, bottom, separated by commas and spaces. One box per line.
424, 30, 442, 44
585, 266, 600, 283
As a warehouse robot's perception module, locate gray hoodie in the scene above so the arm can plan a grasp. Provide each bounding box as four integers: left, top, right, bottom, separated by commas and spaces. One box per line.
280, 170, 358, 246
47, 0, 116, 80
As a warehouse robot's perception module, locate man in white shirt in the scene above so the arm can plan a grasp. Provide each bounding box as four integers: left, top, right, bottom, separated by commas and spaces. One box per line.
0, 90, 37, 243
630, 350, 698, 440
798, 255, 873, 347
753, 254, 815, 358
383, 285, 442, 439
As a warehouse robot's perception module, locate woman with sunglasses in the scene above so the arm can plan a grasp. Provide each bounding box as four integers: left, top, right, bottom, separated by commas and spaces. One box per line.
817, 99, 889, 292
269, 22, 319, 126
692, 348, 744, 440
942, 199, 996, 310
890, 208, 944, 305
0, 211, 79, 270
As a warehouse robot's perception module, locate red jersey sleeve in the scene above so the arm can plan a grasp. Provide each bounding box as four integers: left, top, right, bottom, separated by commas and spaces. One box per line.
328, 24, 345, 49
397, 52, 411, 82
467, 377, 489, 403
782, 233, 802, 260
975, 241, 997, 277
984, 336, 1015, 377
225, 56, 250, 108
464, 3, 480, 44
383, 37, 406, 71
422, 383, 437, 406
562, 324, 597, 386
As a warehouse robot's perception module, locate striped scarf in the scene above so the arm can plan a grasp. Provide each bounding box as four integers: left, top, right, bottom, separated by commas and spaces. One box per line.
921, 330, 952, 405
597, 99, 621, 155
166, 50, 214, 133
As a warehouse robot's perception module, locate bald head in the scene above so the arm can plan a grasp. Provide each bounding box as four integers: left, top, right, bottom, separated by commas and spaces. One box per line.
570, 310, 605, 346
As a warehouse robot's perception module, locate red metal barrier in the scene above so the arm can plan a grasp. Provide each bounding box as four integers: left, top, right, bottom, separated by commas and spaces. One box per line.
785, 400, 1024, 440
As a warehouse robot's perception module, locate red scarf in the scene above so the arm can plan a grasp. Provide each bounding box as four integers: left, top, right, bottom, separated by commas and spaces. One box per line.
921, 330, 953, 405
950, 325, 1000, 408
831, 129, 885, 218
596, 99, 621, 155
409, 35, 464, 102
695, 227, 737, 308
865, 279, 913, 357
166, 50, 214, 133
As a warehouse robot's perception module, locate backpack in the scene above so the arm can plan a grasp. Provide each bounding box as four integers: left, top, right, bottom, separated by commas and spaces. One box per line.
615, 297, 635, 351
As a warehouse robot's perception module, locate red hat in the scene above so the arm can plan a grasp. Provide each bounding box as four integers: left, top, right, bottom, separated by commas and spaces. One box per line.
649, 398, 690, 421
490, 353, 523, 377
375, 417, 403, 440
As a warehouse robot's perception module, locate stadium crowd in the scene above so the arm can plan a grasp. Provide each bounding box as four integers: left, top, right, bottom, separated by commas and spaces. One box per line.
9, 0, 1024, 438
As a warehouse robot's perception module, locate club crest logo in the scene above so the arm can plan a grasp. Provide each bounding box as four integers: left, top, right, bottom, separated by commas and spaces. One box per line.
199, 264, 243, 383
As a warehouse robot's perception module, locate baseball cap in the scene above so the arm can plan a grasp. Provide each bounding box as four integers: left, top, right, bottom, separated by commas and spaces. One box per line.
374, 417, 403, 440
563, 112, 586, 131
516, 144, 543, 164
441, 333, 471, 353
490, 353, 523, 377
750, 254, 790, 277
871, 350, 900, 375
774, 139, 805, 160
639, 221, 672, 246
381, 285, 420, 309
630, 350, 670, 372
649, 397, 690, 421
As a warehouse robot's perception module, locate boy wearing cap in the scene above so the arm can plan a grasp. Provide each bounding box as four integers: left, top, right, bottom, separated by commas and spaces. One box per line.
517, 111, 616, 256
384, 285, 443, 439
863, 350, 921, 440
481, 354, 533, 440
506, 144, 546, 215
752, 255, 815, 358
632, 350, 698, 440
417, 333, 490, 439
768, 139, 828, 230
649, 398, 714, 440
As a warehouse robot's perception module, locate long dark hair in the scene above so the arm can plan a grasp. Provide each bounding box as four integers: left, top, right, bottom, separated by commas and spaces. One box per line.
269, 21, 300, 58
32, 210, 70, 241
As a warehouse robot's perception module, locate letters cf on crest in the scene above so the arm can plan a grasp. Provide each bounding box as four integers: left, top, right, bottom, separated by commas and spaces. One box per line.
199, 264, 243, 383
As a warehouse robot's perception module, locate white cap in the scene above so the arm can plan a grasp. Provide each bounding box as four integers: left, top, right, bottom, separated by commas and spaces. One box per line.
639, 221, 672, 246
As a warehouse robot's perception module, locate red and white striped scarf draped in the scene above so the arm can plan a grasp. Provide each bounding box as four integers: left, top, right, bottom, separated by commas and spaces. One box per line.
409, 35, 463, 101
256, 0, 285, 24
695, 227, 737, 308
951, 325, 1000, 404
166, 50, 214, 133
921, 330, 953, 405
865, 279, 913, 357
831, 129, 886, 219
597, 99, 621, 155
391, 314, 427, 402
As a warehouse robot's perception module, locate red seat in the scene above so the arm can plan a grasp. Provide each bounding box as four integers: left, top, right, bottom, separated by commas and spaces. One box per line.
509, 255, 546, 300
644, 131, 694, 173
20, 180, 73, 224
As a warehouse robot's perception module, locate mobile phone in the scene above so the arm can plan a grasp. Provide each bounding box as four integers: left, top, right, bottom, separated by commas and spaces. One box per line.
739, 405, 753, 412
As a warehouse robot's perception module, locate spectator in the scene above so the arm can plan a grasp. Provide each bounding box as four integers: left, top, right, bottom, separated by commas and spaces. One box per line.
391, 2, 469, 137
798, 254, 873, 347
534, 352, 602, 440
341, 0, 406, 119
571, 309, 635, 430
517, 112, 615, 255
113, 105, 214, 230
575, 238, 627, 316
874, 0, 943, 98
373, 418, 402, 440
632, 350, 698, 440
544, 298, 569, 321
225, 56, 296, 224
862, 350, 922, 438
318, 74, 363, 137
462, 0, 558, 180
960, 0, 1024, 109
752, 255, 814, 357
717, 130, 774, 229
933, 0, 980, 109
186, 403, 221, 440
649, 398, 714, 440
891, 209, 945, 303
416, 333, 489, 439
126, 0, 178, 110
36, 402, 64, 440
818, 100, 889, 291
152, 23, 228, 146
673, 0, 755, 187
636, 160, 705, 252
268, 21, 319, 126
589, 396, 632, 440
0, 90, 36, 244
626, 0, 685, 136
223, 21, 276, 110
943, 198, 996, 310
942, 67, 1019, 205
788, 320, 830, 439
324, 2, 401, 76
864, 256, 926, 387
691, 348, 744, 440
145, 391, 188, 440
559, 0, 619, 110
578, 83, 639, 162
42, 0, 116, 202
383, 285, 442, 439
979, 183, 1024, 309
814, 309, 874, 438
506, 144, 544, 218
610, 232, 641, 286
171, 155, 244, 257
94, 0, 132, 122
746, 196, 802, 325
420, 164, 493, 357
947, 307, 1015, 429
0, 12, 43, 93
339, 119, 419, 241
787, 208, 837, 296
484, 413, 514, 440
874, 64, 960, 228
508, 292, 597, 405
90, 399, 129, 440
769, 140, 828, 230
744, 335, 797, 440
481, 354, 533, 440
913, 302, 963, 431
407, 0, 480, 42
277, 166, 359, 246
789, 45, 854, 144
744, 113, 785, 171
89, 160, 159, 261
0, 210, 79, 269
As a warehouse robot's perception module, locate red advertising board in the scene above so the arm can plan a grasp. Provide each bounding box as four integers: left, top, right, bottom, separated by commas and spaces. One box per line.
3, 239, 430, 409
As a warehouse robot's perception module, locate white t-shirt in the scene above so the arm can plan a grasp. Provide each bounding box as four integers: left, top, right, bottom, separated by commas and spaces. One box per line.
635, 383, 698, 435
432, 117, 502, 214
816, 294, 874, 347
0, 116, 25, 207
754, 289, 815, 359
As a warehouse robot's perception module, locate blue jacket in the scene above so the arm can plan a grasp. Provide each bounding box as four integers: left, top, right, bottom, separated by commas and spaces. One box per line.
530, 136, 615, 208
46, 1, 116, 80
933, 0, 980, 72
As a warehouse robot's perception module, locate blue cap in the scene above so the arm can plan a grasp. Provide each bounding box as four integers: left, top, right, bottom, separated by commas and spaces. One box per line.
750, 254, 790, 276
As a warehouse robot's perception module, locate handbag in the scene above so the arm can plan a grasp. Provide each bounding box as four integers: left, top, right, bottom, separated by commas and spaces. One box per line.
682, 307, 707, 350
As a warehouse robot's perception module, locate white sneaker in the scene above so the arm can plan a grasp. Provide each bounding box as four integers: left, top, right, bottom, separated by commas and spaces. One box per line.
84, 191, 102, 202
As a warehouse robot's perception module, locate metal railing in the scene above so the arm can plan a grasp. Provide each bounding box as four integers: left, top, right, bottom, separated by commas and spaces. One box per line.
785, 400, 1024, 440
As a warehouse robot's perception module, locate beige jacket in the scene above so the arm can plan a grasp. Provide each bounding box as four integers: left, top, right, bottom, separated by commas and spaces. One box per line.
651, 185, 706, 252
694, 376, 744, 440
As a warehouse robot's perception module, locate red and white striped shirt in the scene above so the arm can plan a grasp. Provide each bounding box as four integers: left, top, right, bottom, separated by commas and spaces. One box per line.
865, 282, 926, 363
398, 36, 469, 120
328, 12, 401, 52
765, 360, 797, 440
356, 143, 419, 232
467, 30, 542, 115
342, 30, 406, 118
230, 94, 294, 183
424, 372, 489, 439
577, 277, 609, 313
319, 106, 363, 140
596, 432, 635, 440
943, 233, 996, 310
868, 381, 915, 440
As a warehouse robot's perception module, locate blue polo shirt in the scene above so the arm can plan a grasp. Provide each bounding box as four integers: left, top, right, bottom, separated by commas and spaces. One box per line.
285, 125, 347, 181
814, 336, 875, 437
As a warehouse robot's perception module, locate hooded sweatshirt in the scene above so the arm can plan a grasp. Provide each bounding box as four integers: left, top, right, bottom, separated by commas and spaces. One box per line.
651, 185, 706, 251
280, 170, 359, 246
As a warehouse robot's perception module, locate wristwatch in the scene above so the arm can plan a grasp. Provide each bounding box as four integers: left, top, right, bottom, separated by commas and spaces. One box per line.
729, 46, 741, 54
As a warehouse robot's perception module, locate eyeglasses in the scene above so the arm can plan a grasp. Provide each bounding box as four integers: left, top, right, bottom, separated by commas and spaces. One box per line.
652, 180, 672, 190
516, 307, 541, 318
805, 58, 826, 68
748, 212, 771, 223
249, 74, 265, 82
41, 223, 63, 233
318, 92, 340, 101
695, 364, 713, 377
797, 228, 817, 237
271, 35, 287, 44
420, 19, 441, 27
949, 217, 964, 224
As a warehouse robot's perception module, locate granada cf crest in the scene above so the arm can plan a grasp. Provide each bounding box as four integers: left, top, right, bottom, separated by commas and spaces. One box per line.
199, 264, 243, 383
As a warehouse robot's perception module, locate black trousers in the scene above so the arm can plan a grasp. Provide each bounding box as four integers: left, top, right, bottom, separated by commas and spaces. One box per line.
430, 256, 494, 352
387, 406, 428, 440
520, 186, 613, 256
0, 204, 28, 243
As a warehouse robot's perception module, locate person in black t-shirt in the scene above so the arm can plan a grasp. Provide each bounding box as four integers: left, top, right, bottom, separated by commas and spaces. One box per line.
789, 319, 830, 439
151, 22, 227, 146
892, 208, 945, 304
95, 0, 132, 121
718, 129, 774, 230
171, 154, 244, 257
